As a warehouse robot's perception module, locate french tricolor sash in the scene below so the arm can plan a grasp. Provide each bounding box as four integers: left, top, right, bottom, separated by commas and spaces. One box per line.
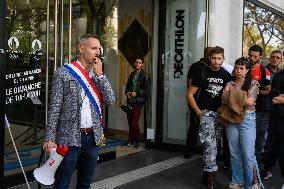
64, 61, 103, 124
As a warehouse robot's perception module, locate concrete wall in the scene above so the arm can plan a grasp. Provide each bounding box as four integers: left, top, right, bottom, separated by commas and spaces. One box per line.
208, 0, 284, 66
260, 0, 284, 12
207, 0, 243, 66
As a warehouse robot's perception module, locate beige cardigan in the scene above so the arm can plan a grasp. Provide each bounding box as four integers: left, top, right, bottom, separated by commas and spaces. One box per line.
218, 86, 247, 126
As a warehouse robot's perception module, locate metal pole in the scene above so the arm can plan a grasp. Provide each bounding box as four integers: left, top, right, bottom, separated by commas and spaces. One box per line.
0, 0, 7, 186
46, 0, 50, 127
54, 0, 58, 72
60, 0, 64, 66
68, 0, 72, 63
5, 116, 31, 189
205, 0, 209, 46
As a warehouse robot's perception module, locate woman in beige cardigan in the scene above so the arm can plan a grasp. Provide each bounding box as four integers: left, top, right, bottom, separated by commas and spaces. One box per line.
221, 57, 262, 189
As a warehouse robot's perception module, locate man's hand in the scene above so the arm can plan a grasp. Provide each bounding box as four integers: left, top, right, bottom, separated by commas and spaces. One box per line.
131, 92, 137, 97
43, 141, 57, 153
126, 91, 137, 98
272, 94, 284, 104
197, 109, 206, 117
126, 92, 132, 98
93, 57, 103, 77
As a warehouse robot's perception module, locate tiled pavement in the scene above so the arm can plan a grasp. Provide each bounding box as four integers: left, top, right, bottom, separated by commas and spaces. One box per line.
8, 149, 283, 189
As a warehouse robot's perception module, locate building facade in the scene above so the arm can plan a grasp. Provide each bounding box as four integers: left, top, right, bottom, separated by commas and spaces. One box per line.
0, 0, 284, 187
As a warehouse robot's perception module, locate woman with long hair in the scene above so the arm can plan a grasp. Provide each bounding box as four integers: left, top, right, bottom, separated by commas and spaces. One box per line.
221, 57, 263, 189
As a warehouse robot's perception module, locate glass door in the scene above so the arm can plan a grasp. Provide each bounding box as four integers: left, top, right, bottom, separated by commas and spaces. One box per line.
3, 0, 74, 184
5, 0, 50, 179
163, 0, 207, 144
3, 0, 118, 186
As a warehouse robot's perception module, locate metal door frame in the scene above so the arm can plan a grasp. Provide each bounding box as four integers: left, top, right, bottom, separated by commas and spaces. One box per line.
0, 0, 7, 187
45, 0, 72, 126
0, 0, 73, 186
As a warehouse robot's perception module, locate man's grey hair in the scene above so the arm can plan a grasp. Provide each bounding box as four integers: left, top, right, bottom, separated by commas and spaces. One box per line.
77, 34, 100, 50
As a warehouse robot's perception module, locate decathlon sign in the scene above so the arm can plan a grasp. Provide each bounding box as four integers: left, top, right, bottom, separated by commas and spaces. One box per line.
165, 0, 190, 141
173, 10, 185, 78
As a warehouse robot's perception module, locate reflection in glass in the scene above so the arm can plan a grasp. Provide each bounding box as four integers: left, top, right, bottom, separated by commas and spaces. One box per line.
164, 0, 206, 144
5, 0, 47, 177
4, 0, 118, 179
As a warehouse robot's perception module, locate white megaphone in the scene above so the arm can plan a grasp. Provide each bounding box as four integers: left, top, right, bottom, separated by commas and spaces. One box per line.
33, 144, 68, 185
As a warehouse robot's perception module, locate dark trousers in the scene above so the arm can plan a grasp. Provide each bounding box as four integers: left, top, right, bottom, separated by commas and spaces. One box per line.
185, 109, 199, 154
127, 104, 142, 143
255, 112, 270, 161
265, 114, 284, 178
263, 114, 278, 170
221, 128, 231, 167
54, 134, 99, 189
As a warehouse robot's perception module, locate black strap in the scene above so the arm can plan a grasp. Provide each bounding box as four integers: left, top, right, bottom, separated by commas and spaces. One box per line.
37, 148, 45, 189
260, 65, 267, 84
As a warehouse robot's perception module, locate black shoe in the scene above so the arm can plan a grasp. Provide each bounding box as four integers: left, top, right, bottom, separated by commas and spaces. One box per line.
184, 151, 194, 159
134, 141, 139, 148
260, 169, 272, 180
202, 171, 208, 185
196, 147, 203, 155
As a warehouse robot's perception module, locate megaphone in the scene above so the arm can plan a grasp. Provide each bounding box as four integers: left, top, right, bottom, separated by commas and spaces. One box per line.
33, 144, 68, 185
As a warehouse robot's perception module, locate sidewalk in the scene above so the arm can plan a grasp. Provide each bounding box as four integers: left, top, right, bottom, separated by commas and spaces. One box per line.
9, 149, 283, 189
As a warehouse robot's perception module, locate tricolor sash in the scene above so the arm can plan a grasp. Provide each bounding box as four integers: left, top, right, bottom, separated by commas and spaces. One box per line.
64, 61, 103, 124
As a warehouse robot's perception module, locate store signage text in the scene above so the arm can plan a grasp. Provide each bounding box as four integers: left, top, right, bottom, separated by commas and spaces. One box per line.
5, 69, 42, 104
174, 10, 185, 79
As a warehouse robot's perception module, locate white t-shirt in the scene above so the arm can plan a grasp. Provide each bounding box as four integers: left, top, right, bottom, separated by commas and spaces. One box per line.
222, 63, 234, 75
77, 61, 95, 129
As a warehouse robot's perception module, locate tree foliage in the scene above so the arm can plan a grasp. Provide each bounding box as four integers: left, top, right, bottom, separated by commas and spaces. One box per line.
6, 1, 46, 58
6, 0, 118, 58
243, 1, 284, 58
75, 0, 117, 36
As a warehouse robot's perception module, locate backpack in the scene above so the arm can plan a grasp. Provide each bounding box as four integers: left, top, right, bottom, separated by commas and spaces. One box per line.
256, 64, 272, 111
259, 64, 267, 87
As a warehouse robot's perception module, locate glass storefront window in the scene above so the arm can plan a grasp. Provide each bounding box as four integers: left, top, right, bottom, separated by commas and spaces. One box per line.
4, 0, 118, 184
5, 0, 47, 176
243, 0, 284, 66
163, 0, 207, 144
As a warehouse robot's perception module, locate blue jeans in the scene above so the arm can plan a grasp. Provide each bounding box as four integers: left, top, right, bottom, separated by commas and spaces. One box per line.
225, 112, 262, 189
54, 134, 99, 189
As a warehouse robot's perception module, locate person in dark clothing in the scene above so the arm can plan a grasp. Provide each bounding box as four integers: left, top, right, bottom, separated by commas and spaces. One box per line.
184, 47, 213, 159
248, 45, 271, 162
268, 69, 284, 189
260, 50, 282, 180
125, 56, 150, 148
187, 46, 231, 189
262, 50, 282, 152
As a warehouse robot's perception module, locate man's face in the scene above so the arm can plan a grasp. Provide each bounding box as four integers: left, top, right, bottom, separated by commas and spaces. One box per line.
210, 53, 224, 71
269, 52, 282, 68
79, 37, 101, 65
248, 51, 261, 65
134, 58, 143, 70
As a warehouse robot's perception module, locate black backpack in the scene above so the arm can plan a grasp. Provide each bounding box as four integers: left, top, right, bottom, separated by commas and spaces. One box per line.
256, 64, 272, 111
259, 64, 268, 88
